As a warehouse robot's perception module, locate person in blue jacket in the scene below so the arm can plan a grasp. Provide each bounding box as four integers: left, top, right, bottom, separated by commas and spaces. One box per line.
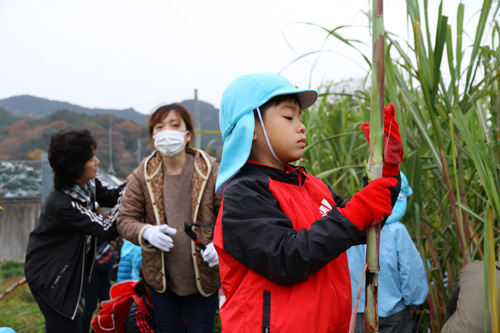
117, 239, 142, 282
347, 171, 428, 333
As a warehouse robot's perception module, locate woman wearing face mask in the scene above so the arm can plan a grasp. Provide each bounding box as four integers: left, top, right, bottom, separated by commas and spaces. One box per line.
117, 103, 221, 332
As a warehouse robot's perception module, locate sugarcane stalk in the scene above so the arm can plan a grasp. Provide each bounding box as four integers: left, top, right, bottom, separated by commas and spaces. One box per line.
349, 263, 368, 333
364, 0, 384, 332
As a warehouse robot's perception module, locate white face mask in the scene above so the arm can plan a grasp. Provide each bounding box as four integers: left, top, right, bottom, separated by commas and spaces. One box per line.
153, 130, 189, 157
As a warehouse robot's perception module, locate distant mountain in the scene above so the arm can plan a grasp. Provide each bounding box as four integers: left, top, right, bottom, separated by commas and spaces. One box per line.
181, 99, 219, 130
0, 95, 148, 124
0, 94, 222, 155
0, 107, 19, 127
0, 95, 220, 129
180, 99, 222, 150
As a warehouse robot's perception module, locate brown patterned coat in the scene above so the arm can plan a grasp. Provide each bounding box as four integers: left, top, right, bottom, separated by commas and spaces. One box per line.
117, 149, 221, 295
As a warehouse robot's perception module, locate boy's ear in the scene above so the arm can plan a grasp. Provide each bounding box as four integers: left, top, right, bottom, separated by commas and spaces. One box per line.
253, 118, 260, 141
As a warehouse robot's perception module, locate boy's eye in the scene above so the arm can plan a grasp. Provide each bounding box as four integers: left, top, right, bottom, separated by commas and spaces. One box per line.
284, 116, 293, 120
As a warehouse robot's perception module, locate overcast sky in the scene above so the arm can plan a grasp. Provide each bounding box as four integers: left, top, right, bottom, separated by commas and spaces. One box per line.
0, 0, 483, 115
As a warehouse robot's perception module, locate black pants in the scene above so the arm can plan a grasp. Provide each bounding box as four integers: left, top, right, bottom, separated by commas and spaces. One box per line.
149, 287, 218, 333
80, 267, 112, 333
354, 308, 413, 333
32, 290, 82, 333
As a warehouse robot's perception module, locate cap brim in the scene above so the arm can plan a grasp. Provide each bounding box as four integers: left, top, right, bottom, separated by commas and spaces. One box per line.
267, 86, 317, 111
297, 90, 318, 110
216, 112, 255, 196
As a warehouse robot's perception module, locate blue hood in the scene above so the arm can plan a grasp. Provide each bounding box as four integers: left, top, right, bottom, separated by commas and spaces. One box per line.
215, 73, 317, 195
386, 171, 412, 223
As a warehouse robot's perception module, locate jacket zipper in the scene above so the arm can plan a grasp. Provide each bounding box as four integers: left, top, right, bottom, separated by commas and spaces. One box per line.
88, 237, 96, 280
87, 190, 97, 280
71, 238, 88, 320
298, 172, 316, 215
262, 290, 271, 333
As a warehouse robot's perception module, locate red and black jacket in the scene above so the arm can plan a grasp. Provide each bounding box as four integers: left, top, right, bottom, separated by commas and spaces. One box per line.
214, 162, 400, 332
124, 293, 155, 333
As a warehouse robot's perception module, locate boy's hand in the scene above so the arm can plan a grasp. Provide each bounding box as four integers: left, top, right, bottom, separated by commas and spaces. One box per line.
361, 103, 403, 177
337, 177, 397, 231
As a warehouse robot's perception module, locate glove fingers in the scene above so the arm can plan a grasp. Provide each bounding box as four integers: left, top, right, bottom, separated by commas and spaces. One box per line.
384, 119, 399, 136
381, 104, 403, 169
385, 136, 404, 165
157, 234, 174, 251
370, 193, 393, 222
376, 195, 393, 218
388, 103, 395, 116
204, 251, 217, 262
384, 103, 395, 118
201, 243, 219, 266
361, 123, 371, 146
339, 177, 396, 231
158, 225, 177, 235
372, 177, 398, 188
165, 226, 177, 235
384, 103, 399, 130
202, 244, 217, 260
384, 115, 400, 138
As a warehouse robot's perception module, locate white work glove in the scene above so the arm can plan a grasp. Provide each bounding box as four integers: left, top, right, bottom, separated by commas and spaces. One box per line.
142, 225, 177, 252
201, 242, 219, 267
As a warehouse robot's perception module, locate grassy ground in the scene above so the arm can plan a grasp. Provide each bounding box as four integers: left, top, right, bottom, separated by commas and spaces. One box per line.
0, 261, 44, 332
0, 260, 222, 332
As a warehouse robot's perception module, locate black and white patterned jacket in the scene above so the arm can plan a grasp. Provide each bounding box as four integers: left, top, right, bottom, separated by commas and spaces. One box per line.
25, 176, 126, 319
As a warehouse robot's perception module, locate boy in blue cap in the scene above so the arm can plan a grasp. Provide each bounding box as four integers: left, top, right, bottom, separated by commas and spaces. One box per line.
213, 72, 403, 332
347, 171, 428, 333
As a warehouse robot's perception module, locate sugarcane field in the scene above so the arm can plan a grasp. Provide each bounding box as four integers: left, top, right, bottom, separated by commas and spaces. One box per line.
1, 0, 499, 332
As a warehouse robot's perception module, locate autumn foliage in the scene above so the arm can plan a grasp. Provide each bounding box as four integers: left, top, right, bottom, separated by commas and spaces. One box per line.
0, 110, 149, 179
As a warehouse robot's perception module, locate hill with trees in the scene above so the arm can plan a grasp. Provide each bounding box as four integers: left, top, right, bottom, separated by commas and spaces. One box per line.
0, 96, 222, 179
0, 95, 148, 124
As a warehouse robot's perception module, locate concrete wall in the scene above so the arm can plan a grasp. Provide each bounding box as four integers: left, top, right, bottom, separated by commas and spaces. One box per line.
0, 202, 41, 261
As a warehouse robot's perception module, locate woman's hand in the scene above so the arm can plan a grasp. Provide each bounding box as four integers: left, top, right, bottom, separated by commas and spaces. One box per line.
142, 225, 177, 252
201, 242, 219, 267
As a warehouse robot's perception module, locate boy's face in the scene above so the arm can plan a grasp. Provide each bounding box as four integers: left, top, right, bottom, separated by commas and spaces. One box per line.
250, 100, 306, 169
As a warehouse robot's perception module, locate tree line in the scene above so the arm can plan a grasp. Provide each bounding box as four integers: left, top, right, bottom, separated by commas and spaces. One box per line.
0, 108, 150, 179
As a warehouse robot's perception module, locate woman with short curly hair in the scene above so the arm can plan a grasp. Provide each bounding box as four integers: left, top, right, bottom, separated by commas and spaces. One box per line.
25, 129, 126, 332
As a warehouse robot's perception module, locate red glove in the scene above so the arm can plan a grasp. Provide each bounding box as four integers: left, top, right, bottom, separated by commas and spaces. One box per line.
361, 103, 403, 177
337, 177, 397, 231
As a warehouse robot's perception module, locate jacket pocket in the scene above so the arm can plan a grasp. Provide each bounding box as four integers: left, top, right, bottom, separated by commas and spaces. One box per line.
262, 289, 271, 333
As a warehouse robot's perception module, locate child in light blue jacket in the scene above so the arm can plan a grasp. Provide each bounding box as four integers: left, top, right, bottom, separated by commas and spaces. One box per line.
347, 171, 428, 333
117, 239, 142, 282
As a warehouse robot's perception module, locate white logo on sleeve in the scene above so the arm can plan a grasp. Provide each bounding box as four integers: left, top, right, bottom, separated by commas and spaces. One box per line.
319, 199, 332, 217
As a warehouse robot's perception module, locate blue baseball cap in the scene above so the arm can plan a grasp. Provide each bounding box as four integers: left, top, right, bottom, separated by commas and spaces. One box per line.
386, 171, 413, 223
216, 73, 318, 195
